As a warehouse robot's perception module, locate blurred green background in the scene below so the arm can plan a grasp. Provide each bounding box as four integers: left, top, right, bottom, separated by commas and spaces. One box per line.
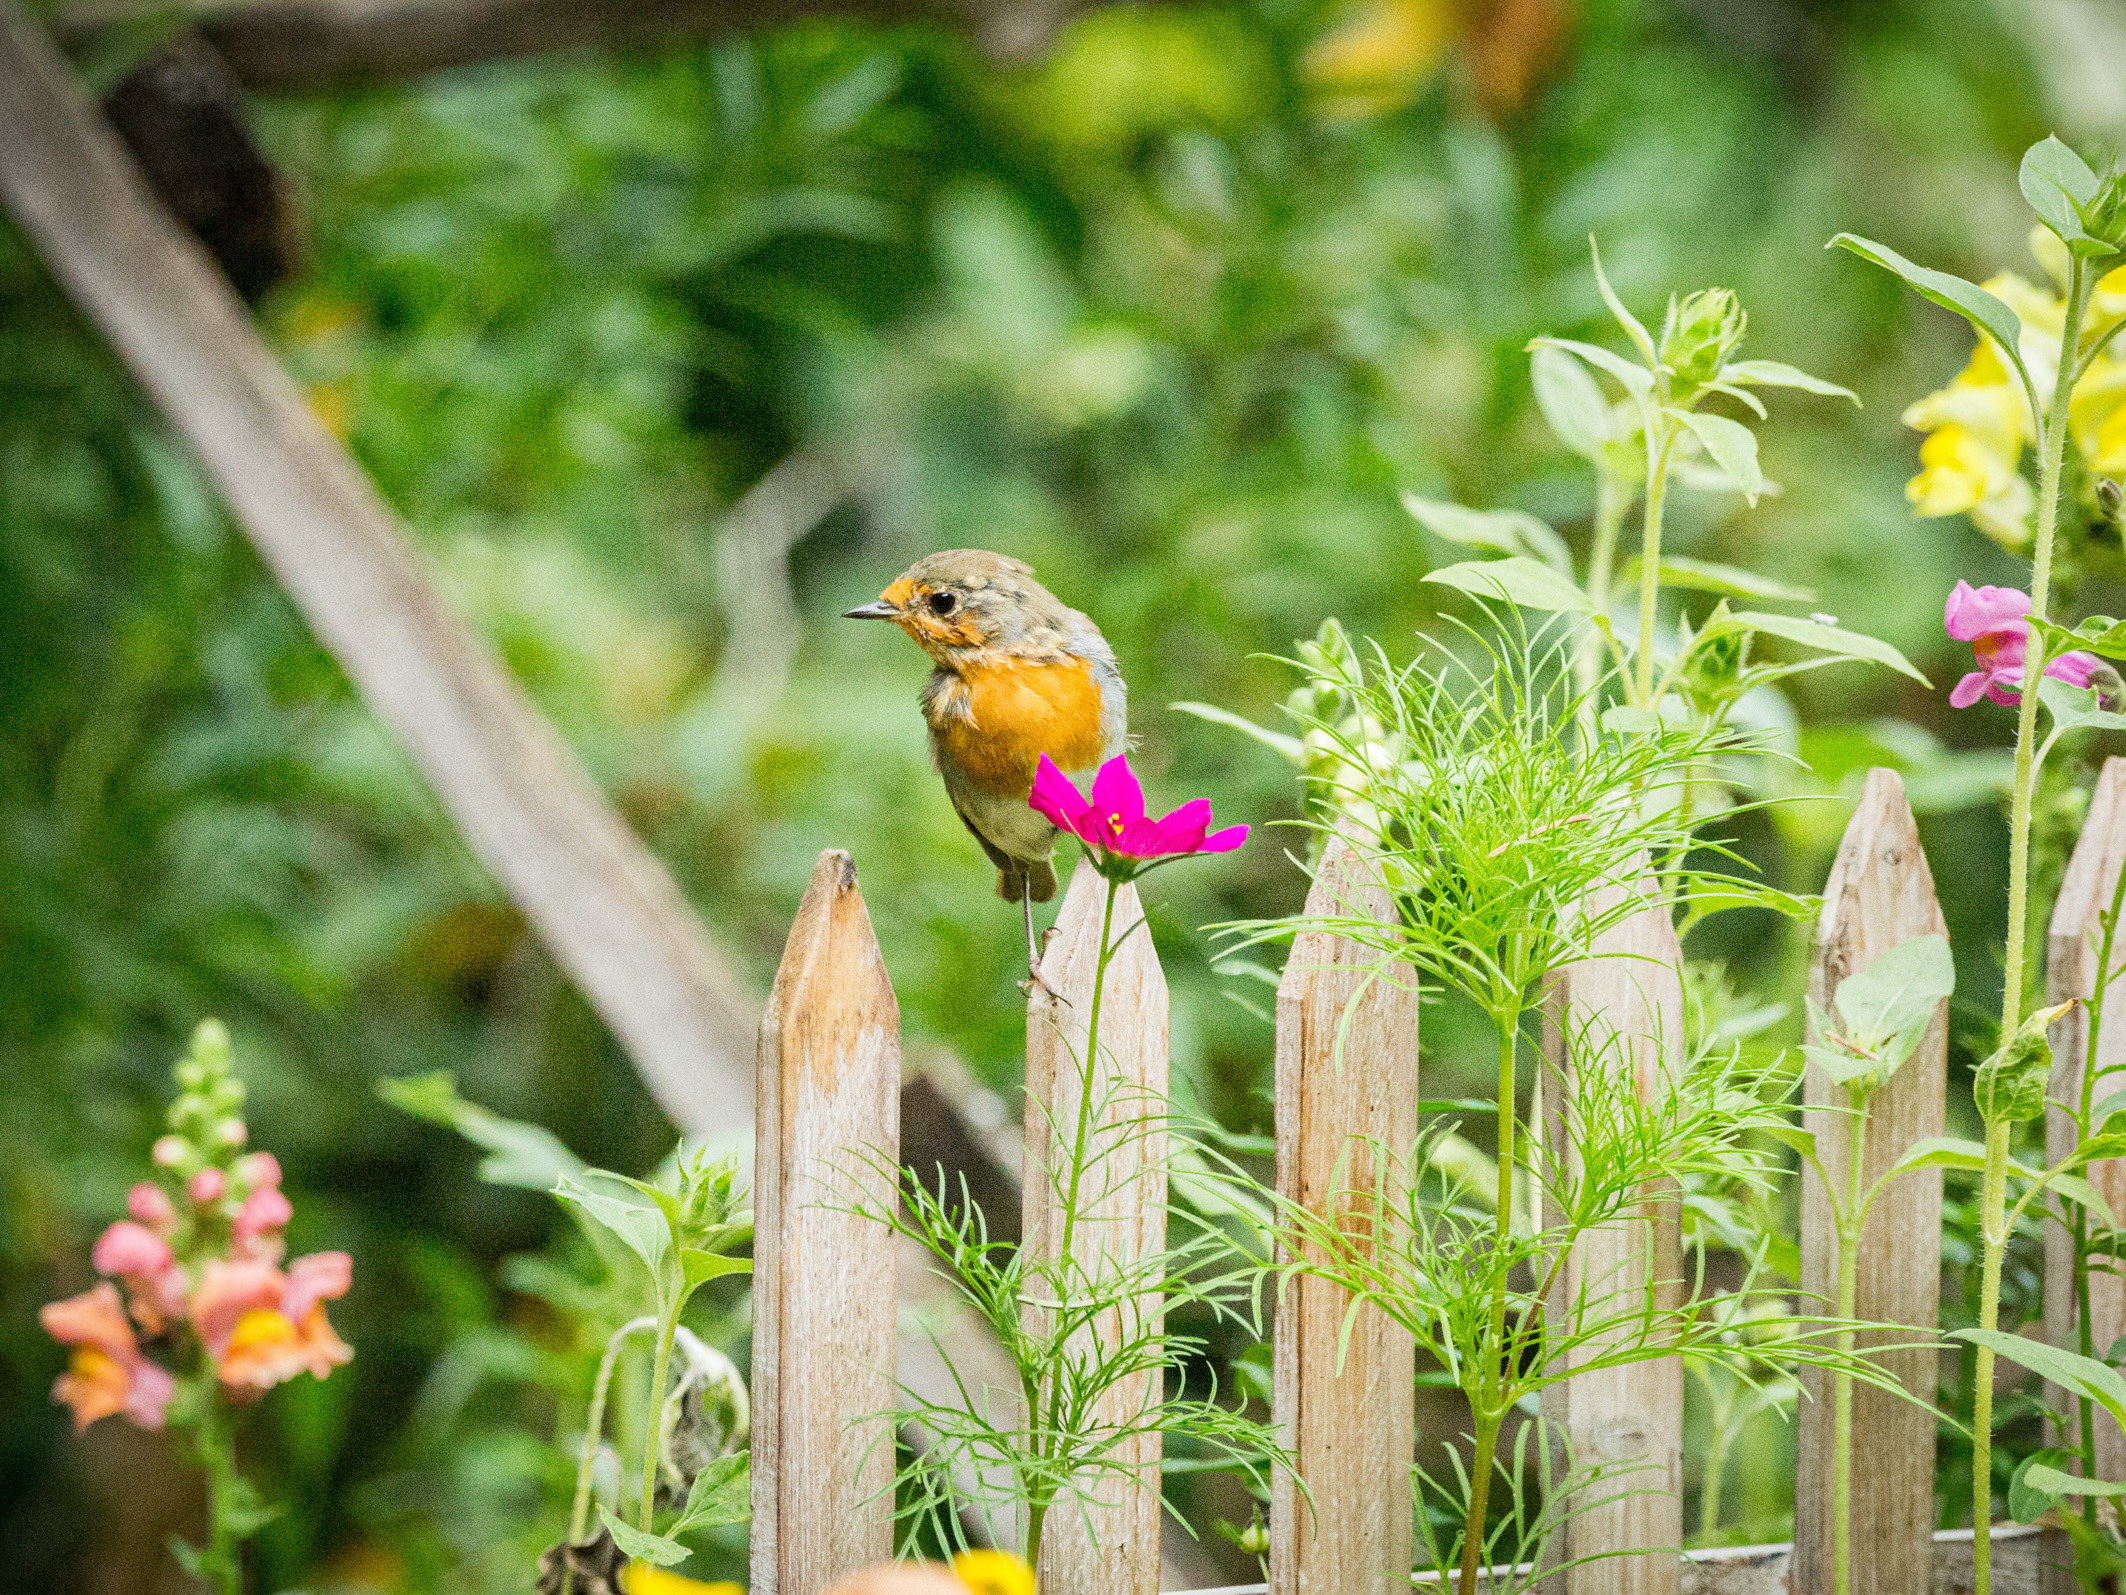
5, 0, 2124, 1587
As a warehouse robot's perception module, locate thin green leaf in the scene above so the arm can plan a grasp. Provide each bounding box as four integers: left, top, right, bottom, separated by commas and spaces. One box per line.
1614, 554, 1815, 603
1886, 1136, 1991, 1178
2025, 1463, 2126, 1499
2051, 1172, 2119, 1232
1402, 494, 1572, 574
2021, 136, 2104, 252
598, 1509, 689, 1567
1718, 359, 1860, 404
1589, 238, 1659, 369
1674, 410, 1764, 505
1170, 701, 1306, 763
1530, 343, 1615, 460
1708, 610, 1931, 685
1423, 558, 1594, 615
681, 1248, 752, 1292
1956, 1329, 2126, 1432
2012, 1447, 2080, 1522
378, 1072, 586, 1190
1528, 337, 1653, 398
1827, 234, 2039, 417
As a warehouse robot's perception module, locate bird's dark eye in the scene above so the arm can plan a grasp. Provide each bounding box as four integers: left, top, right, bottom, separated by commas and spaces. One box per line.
927, 591, 959, 616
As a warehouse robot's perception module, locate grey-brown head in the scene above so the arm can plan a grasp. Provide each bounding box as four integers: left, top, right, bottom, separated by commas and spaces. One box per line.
842, 549, 1078, 663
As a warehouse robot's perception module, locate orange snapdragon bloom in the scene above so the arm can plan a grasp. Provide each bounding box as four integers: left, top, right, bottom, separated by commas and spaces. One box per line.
192, 1252, 353, 1394
40, 1282, 174, 1432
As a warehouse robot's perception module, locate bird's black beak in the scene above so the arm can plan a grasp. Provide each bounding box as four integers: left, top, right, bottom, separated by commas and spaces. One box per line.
843, 600, 900, 620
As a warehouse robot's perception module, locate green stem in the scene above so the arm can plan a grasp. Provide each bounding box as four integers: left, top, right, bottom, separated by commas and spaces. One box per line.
1576, 472, 1630, 742
1832, 1099, 1867, 1595
2072, 849, 2126, 1506
1633, 426, 1677, 708
639, 1307, 679, 1536
1457, 1409, 1504, 1595
572, 1315, 655, 1546
1975, 254, 2093, 1594
195, 1382, 242, 1595
1699, 1387, 1734, 1539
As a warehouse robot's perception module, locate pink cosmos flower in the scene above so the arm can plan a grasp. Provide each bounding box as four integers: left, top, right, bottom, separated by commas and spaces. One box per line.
39, 1283, 174, 1432
1030, 754, 1248, 880
1945, 580, 2100, 709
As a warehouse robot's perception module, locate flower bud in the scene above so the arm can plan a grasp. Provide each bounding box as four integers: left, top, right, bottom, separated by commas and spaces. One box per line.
213, 1117, 249, 1148
2099, 476, 2123, 526
191, 1018, 231, 1062
127, 1182, 178, 1228
189, 1167, 227, 1205
235, 1152, 282, 1190
152, 1135, 192, 1169
1661, 287, 1747, 384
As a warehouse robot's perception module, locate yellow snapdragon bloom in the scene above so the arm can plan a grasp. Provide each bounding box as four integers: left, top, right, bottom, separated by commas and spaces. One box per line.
951, 1549, 1038, 1595
1901, 227, 2126, 551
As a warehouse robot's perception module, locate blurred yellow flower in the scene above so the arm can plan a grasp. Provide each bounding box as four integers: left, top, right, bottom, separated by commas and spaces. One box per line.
623, 1565, 742, 1595
1302, 0, 1460, 118
1901, 229, 2126, 551
950, 1549, 1037, 1595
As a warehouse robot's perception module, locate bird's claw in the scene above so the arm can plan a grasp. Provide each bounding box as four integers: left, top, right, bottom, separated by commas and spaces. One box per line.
1019, 957, 1070, 1007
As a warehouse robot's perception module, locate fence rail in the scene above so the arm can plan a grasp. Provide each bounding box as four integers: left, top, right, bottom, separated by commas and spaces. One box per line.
749, 766, 2126, 1593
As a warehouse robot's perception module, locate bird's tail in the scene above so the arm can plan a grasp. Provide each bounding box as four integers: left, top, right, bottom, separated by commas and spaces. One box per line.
997, 856, 1058, 904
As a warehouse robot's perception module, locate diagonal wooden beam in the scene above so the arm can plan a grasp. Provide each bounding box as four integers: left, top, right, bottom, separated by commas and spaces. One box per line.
53, 0, 1098, 92
0, 0, 758, 1134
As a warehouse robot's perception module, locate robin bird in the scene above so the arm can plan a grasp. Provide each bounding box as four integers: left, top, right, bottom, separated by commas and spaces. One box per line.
845, 550, 1127, 981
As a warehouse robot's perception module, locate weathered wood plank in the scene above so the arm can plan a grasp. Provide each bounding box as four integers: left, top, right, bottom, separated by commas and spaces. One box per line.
1540, 878, 1686, 1595
2045, 757, 2126, 1486
1270, 839, 1420, 1595
1794, 768, 1947, 1595
0, 9, 757, 1133
1024, 860, 1169, 1595
754, 850, 901, 1595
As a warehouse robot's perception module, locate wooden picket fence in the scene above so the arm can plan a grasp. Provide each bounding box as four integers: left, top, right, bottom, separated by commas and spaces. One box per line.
745, 762, 2126, 1595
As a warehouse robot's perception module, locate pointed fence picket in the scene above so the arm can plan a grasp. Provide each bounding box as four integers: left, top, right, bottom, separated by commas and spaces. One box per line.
1794, 768, 1947, 1595
2046, 756, 2126, 1485
751, 850, 902, 1595
1269, 838, 1422, 1595
1023, 859, 1172, 1595
1539, 873, 1687, 1595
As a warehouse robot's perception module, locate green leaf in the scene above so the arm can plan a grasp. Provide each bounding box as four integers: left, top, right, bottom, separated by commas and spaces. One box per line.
673, 1451, 753, 1534
597, 1509, 690, 1567
1718, 359, 1860, 405
1674, 880, 1819, 937
215, 1474, 282, 1536
1530, 343, 1615, 460
1707, 610, 1931, 685
1401, 494, 1572, 574
1589, 238, 1660, 369
554, 1175, 671, 1283
1761, 1122, 1817, 1159
2039, 677, 2126, 737
1613, 555, 1815, 603
1528, 337, 1653, 398
1601, 704, 1660, 737
2025, 1462, 2126, 1499
1801, 1042, 1886, 1090
2011, 1447, 2080, 1522
1975, 1001, 2074, 1125
1830, 933, 1953, 1072
1170, 702, 1305, 764
1886, 1136, 1992, 1178
1828, 234, 2039, 414
2070, 617, 2126, 660
379, 1072, 586, 1190
2092, 1088, 2126, 1128
1424, 557, 1594, 615
2051, 1172, 2119, 1232
1955, 1329, 2126, 1432
681, 1248, 752, 1292
1674, 410, 1764, 505
2021, 136, 2104, 252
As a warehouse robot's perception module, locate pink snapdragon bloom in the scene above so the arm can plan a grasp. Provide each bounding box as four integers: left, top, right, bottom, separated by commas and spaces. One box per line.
127, 1182, 177, 1229
192, 1252, 354, 1395
91, 1220, 188, 1332
40, 1283, 174, 1432
1944, 580, 2100, 708
1029, 754, 1248, 880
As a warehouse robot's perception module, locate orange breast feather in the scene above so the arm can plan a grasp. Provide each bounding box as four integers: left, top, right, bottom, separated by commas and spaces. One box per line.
935, 656, 1107, 797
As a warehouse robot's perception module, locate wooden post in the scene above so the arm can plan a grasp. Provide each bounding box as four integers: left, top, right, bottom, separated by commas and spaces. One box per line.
1541, 878, 1686, 1595
1270, 839, 1421, 1595
2046, 757, 2126, 1481
753, 850, 901, 1595
1793, 768, 1947, 1595
1023, 859, 1169, 1595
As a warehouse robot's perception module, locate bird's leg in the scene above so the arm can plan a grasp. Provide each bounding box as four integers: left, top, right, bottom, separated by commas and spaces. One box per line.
1017, 877, 1067, 1006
